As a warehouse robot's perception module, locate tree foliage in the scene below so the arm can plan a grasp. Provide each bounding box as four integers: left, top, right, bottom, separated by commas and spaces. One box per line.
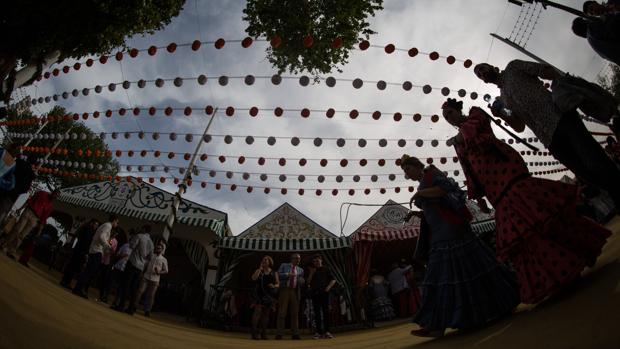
0, 0, 185, 62
2, 106, 118, 190
243, 0, 383, 75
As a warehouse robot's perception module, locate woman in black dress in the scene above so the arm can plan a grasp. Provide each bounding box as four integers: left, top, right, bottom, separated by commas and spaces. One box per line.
251, 255, 280, 339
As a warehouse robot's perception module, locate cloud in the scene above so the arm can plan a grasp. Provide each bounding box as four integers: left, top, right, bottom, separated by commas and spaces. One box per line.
19, 0, 610, 235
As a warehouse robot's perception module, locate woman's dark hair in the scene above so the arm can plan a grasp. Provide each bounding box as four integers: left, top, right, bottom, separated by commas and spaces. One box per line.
572, 18, 588, 38
442, 98, 463, 111
400, 154, 424, 169
583, 0, 598, 13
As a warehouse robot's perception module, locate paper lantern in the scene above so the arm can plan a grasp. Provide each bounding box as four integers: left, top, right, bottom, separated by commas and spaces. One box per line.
326, 77, 336, 87
267, 136, 277, 145
258, 157, 265, 165
384, 44, 395, 53
241, 37, 253, 48
219, 155, 226, 163
270, 36, 282, 48
115, 52, 123, 61
398, 139, 406, 147
197, 75, 207, 85
464, 59, 473, 68
359, 40, 370, 50
360, 159, 368, 166
358, 139, 367, 148
274, 107, 283, 117
218, 76, 229, 86
271, 74, 282, 85
215, 38, 225, 49
244, 75, 255, 85
422, 85, 432, 94
326, 108, 335, 118
291, 137, 300, 146
352, 79, 363, 89
429, 51, 439, 60
299, 158, 307, 166
99, 55, 108, 64
320, 159, 328, 167
378, 159, 386, 166
303, 35, 313, 48
299, 76, 310, 86
349, 109, 359, 119
446, 55, 456, 64
301, 108, 310, 118
226, 106, 235, 116
340, 159, 348, 167
331, 37, 343, 49
441, 87, 450, 96
191, 40, 201, 51
336, 138, 345, 147
431, 115, 440, 123
332, 189, 338, 196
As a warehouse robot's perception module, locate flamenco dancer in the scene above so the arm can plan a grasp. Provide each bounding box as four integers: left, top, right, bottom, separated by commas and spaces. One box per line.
441, 98, 611, 304
400, 155, 519, 337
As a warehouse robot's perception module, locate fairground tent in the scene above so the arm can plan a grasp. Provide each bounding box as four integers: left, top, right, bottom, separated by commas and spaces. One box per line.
212, 202, 355, 328
53, 177, 229, 311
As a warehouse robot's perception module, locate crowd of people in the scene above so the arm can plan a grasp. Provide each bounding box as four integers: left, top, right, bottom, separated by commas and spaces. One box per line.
58, 215, 169, 317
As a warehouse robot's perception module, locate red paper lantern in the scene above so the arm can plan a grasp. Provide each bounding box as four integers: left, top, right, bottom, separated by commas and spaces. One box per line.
168, 152, 175, 159
463, 59, 473, 68
167, 43, 177, 53
340, 159, 348, 167
184, 153, 191, 161
280, 188, 287, 195
86, 58, 94, 67
274, 107, 283, 117
258, 157, 265, 165
141, 150, 148, 157
249, 107, 259, 116
118, 108, 126, 116
200, 154, 208, 161
130, 48, 139, 57
429, 51, 439, 60
413, 113, 422, 122
446, 55, 456, 64
191, 40, 201, 51
44, 72, 51, 79
299, 158, 307, 166
270, 36, 282, 48
115, 52, 123, 61
359, 40, 370, 50
205, 105, 214, 115
332, 189, 338, 196
154, 151, 161, 157
360, 159, 367, 166
372, 111, 381, 120
105, 110, 113, 117
215, 38, 225, 49
348, 189, 355, 196
315, 189, 322, 196
380, 188, 386, 194
73, 63, 81, 70
393, 112, 402, 121
184, 107, 192, 116
431, 115, 440, 122
148, 107, 156, 115
230, 184, 237, 191
384, 44, 395, 54
62, 66, 70, 73
82, 113, 89, 120
264, 187, 271, 194
279, 158, 286, 166
52, 68, 60, 76
247, 186, 253, 193
408, 48, 419, 57
219, 155, 226, 163
133, 108, 140, 116
349, 109, 359, 119
99, 55, 108, 64
241, 37, 253, 48
378, 159, 386, 166
226, 107, 235, 116
303, 35, 314, 48
148, 46, 157, 56
320, 159, 328, 167
331, 37, 343, 49
237, 156, 246, 164
115, 150, 122, 157
301, 108, 310, 118
326, 108, 335, 118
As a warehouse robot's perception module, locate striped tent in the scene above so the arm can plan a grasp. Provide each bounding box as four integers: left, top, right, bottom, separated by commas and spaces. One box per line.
57, 177, 227, 236
211, 202, 356, 323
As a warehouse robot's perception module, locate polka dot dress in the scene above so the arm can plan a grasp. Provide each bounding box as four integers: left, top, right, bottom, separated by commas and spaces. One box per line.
455, 107, 611, 303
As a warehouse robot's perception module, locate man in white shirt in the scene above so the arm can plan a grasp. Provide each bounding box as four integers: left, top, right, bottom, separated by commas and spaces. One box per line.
114, 224, 154, 314
73, 214, 119, 298
133, 242, 168, 317
387, 262, 413, 318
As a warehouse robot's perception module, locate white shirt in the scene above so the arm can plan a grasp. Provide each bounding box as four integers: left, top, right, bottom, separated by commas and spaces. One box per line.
88, 222, 112, 254
143, 254, 168, 283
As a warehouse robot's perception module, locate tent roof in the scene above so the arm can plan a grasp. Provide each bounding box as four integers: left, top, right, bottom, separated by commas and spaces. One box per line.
218, 236, 351, 252
58, 177, 228, 236
237, 202, 336, 239
350, 200, 420, 242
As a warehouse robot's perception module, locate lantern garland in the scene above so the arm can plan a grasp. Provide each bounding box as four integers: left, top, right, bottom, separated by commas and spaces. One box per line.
27, 74, 485, 108
35, 37, 474, 83
35, 166, 570, 196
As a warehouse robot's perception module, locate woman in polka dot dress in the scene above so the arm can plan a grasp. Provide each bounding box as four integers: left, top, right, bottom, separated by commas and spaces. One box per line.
441, 98, 611, 304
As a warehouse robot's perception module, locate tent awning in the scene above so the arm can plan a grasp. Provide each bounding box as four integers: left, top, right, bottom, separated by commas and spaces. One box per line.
218, 237, 351, 252
351, 227, 419, 242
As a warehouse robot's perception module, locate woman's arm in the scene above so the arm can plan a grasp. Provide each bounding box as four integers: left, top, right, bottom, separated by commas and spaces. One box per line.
415, 186, 446, 199
251, 268, 262, 281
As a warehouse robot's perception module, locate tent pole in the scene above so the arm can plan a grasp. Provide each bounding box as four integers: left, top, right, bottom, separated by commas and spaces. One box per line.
163, 108, 218, 242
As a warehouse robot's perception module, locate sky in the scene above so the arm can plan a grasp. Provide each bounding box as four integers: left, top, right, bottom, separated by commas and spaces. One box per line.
14, 0, 613, 236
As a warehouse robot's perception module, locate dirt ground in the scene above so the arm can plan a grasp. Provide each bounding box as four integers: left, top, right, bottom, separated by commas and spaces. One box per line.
1, 217, 619, 349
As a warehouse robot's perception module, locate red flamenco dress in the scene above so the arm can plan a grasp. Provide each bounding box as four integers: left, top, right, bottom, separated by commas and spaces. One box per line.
454, 107, 611, 304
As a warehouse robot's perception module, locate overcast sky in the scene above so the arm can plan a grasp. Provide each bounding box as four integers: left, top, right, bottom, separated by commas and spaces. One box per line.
18, 0, 612, 236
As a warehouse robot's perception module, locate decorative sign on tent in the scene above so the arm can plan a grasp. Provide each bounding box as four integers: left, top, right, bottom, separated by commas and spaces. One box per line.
351, 199, 420, 241
238, 202, 336, 239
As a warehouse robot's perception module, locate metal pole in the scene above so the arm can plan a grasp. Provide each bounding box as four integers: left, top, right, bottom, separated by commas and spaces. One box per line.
163, 108, 218, 241
34, 126, 73, 173
21, 120, 49, 147
490, 33, 565, 74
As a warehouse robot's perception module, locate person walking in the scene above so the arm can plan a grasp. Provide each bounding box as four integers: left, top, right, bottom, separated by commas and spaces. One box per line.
60, 219, 100, 288
250, 255, 279, 340
132, 242, 168, 317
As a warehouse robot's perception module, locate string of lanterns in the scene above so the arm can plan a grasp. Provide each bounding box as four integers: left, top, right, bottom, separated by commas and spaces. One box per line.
36, 166, 570, 196
27, 73, 485, 109
35, 37, 474, 83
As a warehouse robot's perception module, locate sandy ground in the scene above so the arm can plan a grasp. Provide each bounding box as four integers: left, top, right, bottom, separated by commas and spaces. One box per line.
1, 217, 619, 349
